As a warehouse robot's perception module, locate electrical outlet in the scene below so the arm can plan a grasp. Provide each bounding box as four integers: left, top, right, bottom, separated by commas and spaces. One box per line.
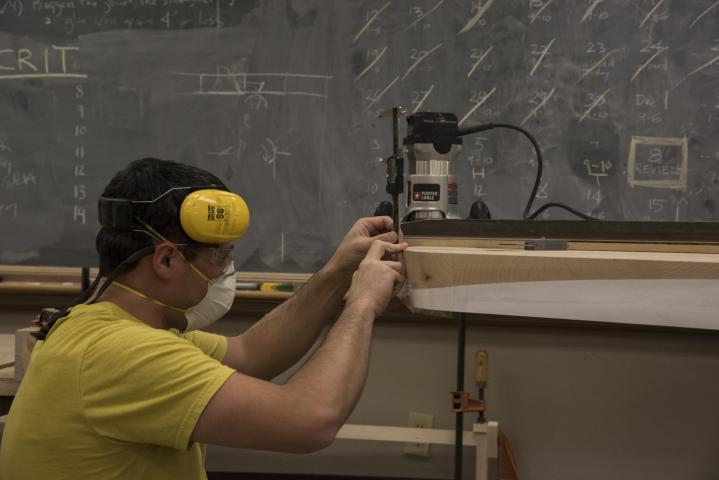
404, 411, 434, 458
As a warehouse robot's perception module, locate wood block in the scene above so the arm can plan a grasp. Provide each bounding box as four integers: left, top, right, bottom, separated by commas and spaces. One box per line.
15, 327, 37, 382
402, 246, 719, 330
404, 246, 719, 289
0, 334, 13, 370
0, 366, 20, 397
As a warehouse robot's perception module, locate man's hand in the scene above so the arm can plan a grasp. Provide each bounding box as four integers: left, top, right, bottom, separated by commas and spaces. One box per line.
197, 240, 408, 454
329, 216, 399, 276
345, 240, 408, 318
224, 219, 403, 381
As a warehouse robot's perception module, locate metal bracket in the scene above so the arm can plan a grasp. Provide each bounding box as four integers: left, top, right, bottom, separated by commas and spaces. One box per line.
451, 391, 486, 413
524, 238, 568, 251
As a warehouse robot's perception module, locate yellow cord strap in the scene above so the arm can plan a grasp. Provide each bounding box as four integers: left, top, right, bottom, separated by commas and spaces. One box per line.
113, 281, 188, 313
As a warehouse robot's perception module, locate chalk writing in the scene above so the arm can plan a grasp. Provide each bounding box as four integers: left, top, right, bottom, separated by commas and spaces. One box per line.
580, 0, 608, 24
639, 0, 667, 29
529, 0, 553, 24
521, 88, 555, 126
355, 46, 387, 81
690, 1, 719, 29
529, 39, 555, 76
677, 54, 719, 86
406, 1, 443, 31
576, 49, 619, 84
261, 138, 291, 181
354, 2, 390, 43
411, 85, 434, 113
586, 188, 604, 205
627, 136, 688, 190
0, 159, 37, 189
579, 89, 610, 123
0, 44, 85, 80
631, 46, 668, 82
584, 159, 613, 177
403, 43, 443, 80
467, 46, 493, 78
72, 82, 88, 224
172, 70, 332, 100
459, 0, 494, 34
365, 75, 399, 114
0, 0, 23, 15
459, 87, 496, 126
0, 203, 18, 218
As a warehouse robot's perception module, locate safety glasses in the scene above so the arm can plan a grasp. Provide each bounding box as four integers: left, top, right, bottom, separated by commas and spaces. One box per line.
176, 244, 235, 270
135, 219, 235, 271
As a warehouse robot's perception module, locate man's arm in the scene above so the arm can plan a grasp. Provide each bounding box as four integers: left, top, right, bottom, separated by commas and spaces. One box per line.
192, 240, 406, 452
223, 217, 398, 380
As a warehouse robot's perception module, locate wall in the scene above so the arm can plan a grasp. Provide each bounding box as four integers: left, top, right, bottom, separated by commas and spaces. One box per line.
2, 306, 719, 479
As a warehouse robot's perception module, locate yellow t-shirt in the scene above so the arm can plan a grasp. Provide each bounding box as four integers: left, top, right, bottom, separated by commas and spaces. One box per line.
0, 301, 235, 480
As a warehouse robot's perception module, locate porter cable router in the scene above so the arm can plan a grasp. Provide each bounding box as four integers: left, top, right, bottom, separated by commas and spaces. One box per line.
382, 108, 463, 223
376, 108, 516, 233
376, 108, 462, 229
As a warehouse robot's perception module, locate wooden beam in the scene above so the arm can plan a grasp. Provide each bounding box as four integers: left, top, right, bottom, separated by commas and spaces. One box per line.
14, 328, 36, 381
402, 246, 719, 330
337, 424, 480, 446
0, 265, 311, 285
404, 246, 719, 289
0, 366, 20, 396
0, 334, 13, 369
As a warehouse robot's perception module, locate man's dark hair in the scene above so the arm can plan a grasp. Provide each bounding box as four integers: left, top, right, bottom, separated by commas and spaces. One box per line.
96, 158, 227, 274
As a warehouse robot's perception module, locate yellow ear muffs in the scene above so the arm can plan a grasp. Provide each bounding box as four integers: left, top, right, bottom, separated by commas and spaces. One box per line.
179, 189, 250, 244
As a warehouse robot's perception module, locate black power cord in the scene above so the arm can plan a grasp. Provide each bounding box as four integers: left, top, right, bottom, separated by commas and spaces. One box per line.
458, 122, 596, 221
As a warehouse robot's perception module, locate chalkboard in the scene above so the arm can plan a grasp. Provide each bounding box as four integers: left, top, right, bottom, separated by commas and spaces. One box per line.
1, 0, 718, 272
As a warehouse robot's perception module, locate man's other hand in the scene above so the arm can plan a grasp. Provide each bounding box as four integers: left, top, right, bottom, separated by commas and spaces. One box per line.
345, 240, 407, 318
329, 217, 399, 275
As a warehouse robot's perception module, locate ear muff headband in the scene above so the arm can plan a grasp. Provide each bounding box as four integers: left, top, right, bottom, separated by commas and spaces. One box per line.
98, 186, 250, 244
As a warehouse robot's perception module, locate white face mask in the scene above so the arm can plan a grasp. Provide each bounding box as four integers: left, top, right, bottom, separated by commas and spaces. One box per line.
184, 262, 236, 332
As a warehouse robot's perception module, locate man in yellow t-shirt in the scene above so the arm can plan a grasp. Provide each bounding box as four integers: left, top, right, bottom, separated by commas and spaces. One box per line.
0, 158, 406, 479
